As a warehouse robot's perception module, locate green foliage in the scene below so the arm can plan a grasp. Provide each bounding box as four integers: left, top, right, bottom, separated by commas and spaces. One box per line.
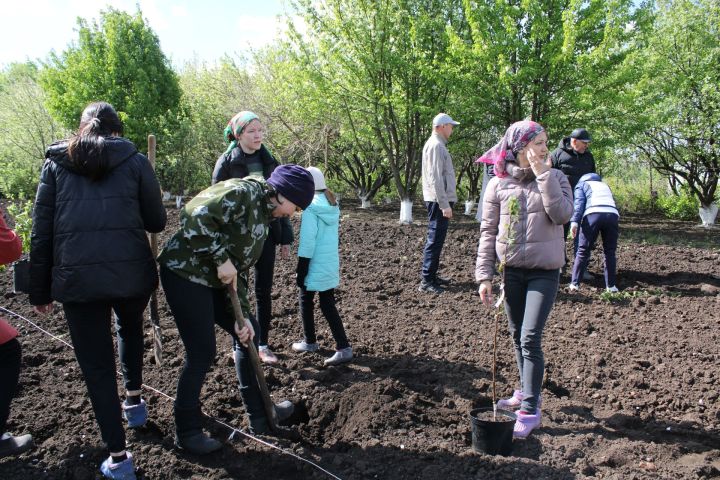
0, 63, 68, 199
624, 0, 720, 208
656, 188, 700, 221
5, 199, 33, 254
39, 8, 181, 151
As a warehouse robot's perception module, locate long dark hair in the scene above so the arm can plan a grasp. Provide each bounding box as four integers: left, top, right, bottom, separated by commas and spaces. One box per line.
67, 102, 124, 181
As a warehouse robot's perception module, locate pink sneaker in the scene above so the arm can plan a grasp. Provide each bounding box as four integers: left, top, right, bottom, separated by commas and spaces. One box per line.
258, 346, 278, 364
496, 390, 523, 410
513, 410, 542, 438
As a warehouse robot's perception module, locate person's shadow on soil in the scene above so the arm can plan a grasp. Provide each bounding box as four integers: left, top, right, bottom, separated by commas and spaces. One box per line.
544, 407, 719, 451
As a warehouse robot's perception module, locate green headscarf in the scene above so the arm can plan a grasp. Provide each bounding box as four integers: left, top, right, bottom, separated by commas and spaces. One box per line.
223, 111, 260, 154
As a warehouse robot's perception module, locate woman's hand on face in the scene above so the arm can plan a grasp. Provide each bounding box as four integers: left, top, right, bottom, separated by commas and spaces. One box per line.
34, 303, 54, 315
478, 281, 493, 307
217, 259, 238, 291
527, 147, 551, 176
234, 318, 255, 347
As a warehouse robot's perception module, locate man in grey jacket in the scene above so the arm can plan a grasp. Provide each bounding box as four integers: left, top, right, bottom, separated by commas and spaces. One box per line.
418, 113, 459, 294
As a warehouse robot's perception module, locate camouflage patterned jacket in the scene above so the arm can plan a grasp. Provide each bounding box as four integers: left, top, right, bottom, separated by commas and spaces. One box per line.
158, 178, 273, 312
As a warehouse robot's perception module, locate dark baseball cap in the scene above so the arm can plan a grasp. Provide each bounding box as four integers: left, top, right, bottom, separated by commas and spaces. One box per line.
570, 128, 592, 142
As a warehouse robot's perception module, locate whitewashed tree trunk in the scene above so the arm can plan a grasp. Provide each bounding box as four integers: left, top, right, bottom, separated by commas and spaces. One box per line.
464, 200, 474, 216
175, 195, 183, 209
360, 196, 372, 209
399, 199, 413, 224
699, 203, 718, 227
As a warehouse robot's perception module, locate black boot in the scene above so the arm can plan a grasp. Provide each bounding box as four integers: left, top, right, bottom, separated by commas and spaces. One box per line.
174, 406, 222, 454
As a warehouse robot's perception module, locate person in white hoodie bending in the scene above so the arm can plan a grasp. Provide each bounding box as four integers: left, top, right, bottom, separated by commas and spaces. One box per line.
568, 173, 620, 292
292, 167, 352, 366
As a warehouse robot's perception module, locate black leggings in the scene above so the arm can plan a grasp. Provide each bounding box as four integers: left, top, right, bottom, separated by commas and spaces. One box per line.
0, 338, 21, 434
299, 288, 349, 350
63, 296, 149, 452
160, 267, 264, 419
254, 237, 276, 347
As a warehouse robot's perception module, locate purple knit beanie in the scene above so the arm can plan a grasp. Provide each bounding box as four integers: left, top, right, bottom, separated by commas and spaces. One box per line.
267, 164, 315, 210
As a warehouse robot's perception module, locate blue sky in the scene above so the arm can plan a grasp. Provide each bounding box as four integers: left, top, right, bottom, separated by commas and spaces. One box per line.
0, 0, 296, 68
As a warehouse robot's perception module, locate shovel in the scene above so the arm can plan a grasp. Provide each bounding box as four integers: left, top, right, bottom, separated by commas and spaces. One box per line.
147, 134, 163, 365
226, 284, 278, 432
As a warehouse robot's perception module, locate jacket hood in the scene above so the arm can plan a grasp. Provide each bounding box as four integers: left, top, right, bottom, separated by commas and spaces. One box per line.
307, 194, 339, 226
506, 161, 536, 183
558, 136, 574, 151
46, 137, 138, 176
579, 172, 601, 183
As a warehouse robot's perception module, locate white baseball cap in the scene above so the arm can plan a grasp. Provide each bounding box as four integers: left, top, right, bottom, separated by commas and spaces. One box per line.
432, 113, 460, 127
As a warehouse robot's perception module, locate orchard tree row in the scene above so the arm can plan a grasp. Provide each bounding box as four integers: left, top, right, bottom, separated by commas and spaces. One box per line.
0, 0, 717, 223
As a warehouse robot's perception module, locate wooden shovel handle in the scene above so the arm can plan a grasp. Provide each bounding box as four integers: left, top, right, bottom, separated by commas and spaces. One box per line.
226, 285, 278, 431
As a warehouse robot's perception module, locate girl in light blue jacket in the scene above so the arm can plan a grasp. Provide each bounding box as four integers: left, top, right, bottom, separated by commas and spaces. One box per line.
292, 167, 352, 366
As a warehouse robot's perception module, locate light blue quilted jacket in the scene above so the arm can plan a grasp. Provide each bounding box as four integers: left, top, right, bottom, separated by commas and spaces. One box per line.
297, 193, 340, 291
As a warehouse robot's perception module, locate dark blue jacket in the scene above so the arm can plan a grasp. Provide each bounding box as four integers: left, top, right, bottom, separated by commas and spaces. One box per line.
30, 137, 166, 305
211, 144, 293, 245
571, 173, 619, 224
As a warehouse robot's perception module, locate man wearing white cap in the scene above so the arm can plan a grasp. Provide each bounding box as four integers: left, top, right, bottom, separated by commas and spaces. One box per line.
418, 113, 459, 294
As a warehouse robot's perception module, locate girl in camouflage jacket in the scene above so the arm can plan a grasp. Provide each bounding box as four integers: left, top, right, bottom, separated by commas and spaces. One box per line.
158, 165, 314, 454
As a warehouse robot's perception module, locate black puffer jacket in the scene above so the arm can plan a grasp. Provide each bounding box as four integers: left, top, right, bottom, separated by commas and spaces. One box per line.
29, 137, 166, 305
550, 137, 596, 191
211, 144, 293, 245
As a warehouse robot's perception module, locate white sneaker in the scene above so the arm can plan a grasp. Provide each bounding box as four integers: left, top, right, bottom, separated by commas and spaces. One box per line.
258, 346, 278, 364
606, 286, 619, 293
324, 347, 353, 366
291, 340, 319, 353
567, 283, 580, 292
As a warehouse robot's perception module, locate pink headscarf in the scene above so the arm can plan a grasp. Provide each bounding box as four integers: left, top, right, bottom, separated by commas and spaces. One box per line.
476, 120, 545, 178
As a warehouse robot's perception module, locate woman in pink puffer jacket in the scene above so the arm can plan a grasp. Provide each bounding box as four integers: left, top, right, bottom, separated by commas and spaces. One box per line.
475, 120, 573, 439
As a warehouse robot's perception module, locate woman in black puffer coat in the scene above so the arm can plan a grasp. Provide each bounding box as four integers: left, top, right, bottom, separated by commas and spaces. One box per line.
29, 102, 166, 480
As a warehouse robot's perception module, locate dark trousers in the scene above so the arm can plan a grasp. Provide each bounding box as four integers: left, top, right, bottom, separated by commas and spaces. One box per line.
563, 222, 581, 258
63, 296, 149, 452
571, 212, 619, 287
503, 267, 559, 414
421, 201, 452, 283
160, 267, 264, 428
254, 237, 276, 347
299, 287, 349, 350
0, 338, 21, 434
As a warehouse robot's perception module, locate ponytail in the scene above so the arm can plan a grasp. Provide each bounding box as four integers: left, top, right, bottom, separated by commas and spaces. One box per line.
67, 102, 123, 181
324, 188, 337, 206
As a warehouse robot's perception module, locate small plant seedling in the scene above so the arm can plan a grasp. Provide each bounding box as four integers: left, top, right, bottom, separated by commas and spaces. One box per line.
490, 195, 520, 420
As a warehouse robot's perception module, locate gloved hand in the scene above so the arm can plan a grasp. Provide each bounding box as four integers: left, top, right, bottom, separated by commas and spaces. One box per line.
296, 257, 310, 288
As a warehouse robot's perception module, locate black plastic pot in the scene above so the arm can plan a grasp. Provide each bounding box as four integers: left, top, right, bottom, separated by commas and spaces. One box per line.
12, 258, 30, 294
470, 407, 516, 456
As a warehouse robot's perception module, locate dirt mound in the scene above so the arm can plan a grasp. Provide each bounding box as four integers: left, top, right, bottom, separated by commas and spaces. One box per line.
1, 201, 718, 479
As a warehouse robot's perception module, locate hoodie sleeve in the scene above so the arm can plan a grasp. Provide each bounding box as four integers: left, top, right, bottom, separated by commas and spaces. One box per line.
29, 160, 56, 305
137, 154, 167, 233
426, 142, 451, 210
297, 208, 319, 259
571, 180, 589, 224
475, 178, 500, 282
535, 169, 573, 226
0, 208, 22, 265
211, 153, 231, 185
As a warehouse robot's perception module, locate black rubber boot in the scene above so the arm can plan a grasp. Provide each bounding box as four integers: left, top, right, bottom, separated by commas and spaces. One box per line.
174, 406, 222, 455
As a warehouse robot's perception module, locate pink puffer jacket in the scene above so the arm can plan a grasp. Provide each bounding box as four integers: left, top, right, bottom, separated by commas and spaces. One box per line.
475, 162, 573, 282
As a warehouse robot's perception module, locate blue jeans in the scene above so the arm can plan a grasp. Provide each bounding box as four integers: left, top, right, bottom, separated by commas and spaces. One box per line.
503, 267, 559, 414
571, 212, 619, 287
421, 201, 452, 283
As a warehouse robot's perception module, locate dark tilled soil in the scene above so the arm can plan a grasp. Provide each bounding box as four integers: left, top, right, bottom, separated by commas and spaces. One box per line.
1, 201, 719, 479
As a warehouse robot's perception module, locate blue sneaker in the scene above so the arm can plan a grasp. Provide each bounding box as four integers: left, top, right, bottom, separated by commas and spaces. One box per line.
100, 452, 136, 480
122, 400, 147, 428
